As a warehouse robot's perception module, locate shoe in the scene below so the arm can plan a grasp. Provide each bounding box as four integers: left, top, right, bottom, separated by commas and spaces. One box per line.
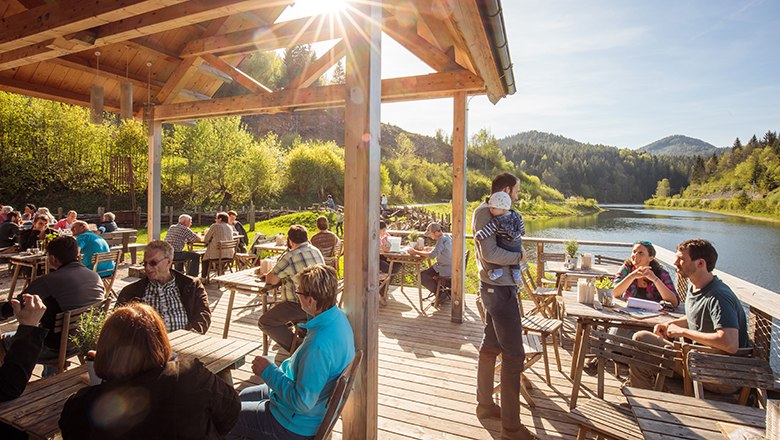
501, 425, 537, 440
476, 403, 501, 419
511, 269, 522, 285
583, 357, 599, 376
489, 269, 503, 281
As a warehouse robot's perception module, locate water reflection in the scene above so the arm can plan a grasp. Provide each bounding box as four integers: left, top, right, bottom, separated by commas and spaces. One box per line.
526, 205, 780, 292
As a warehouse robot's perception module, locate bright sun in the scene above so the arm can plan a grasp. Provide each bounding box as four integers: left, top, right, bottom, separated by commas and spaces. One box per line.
321, 0, 349, 15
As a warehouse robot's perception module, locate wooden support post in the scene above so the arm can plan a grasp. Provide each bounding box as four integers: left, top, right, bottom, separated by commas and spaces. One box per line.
248, 201, 255, 231
168, 206, 174, 226
341, 1, 382, 439
451, 91, 467, 323
147, 107, 162, 240
536, 241, 545, 285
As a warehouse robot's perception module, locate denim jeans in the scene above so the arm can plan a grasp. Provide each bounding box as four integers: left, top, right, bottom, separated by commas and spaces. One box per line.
173, 251, 201, 277
226, 384, 311, 440
476, 282, 525, 435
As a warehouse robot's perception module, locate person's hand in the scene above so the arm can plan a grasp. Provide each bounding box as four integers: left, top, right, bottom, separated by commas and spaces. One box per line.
666, 323, 686, 339
653, 323, 668, 339
254, 268, 266, 278
251, 355, 272, 376
636, 266, 659, 283
11, 294, 46, 327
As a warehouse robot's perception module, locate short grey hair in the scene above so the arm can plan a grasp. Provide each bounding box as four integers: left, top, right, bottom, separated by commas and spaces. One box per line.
1, 206, 12, 214
145, 240, 174, 259
103, 212, 116, 221
178, 214, 192, 223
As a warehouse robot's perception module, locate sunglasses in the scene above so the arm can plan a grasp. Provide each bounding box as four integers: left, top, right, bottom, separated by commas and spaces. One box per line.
143, 257, 169, 267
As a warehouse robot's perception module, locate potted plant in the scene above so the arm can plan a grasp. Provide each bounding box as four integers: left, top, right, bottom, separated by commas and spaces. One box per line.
407, 231, 423, 249
594, 276, 614, 306
564, 239, 579, 269
70, 308, 107, 385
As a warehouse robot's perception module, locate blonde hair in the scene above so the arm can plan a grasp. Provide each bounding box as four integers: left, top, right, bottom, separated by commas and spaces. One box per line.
298, 264, 338, 310
94, 303, 173, 381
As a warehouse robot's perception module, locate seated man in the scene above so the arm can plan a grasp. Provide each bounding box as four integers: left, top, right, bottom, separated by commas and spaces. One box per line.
630, 239, 749, 392
0, 211, 20, 251
97, 212, 118, 234
228, 210, 249, 253
201, 212, 235, 279
228, 264, 355, 440
378, 221, 402, 302
408, 222, 453, 304
1, 236, 104, 376
118, 240, 211, 334
72, 221, 114, 277
256, 225, 324, 354
164, 214, 203, 277
310, 216, 340, 269
0, 294, 48, 440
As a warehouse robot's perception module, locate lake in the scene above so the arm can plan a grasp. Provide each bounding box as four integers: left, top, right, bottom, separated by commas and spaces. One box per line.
525, 205, 780, 293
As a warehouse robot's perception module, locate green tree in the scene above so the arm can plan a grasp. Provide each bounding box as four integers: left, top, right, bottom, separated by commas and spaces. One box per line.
330, 59, 345, 84
285, 140, 344, 202
654, 178, 671, 198
279, 44, 318, 89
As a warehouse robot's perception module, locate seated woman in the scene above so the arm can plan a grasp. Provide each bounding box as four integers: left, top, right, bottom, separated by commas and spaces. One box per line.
59, 303, 240, 439
612, 240, 678, 307
98, 212, 118, 234
17, 215, 56, 252
228, 264, 355, 440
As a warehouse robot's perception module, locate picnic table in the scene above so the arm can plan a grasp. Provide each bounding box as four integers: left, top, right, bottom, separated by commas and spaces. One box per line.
563, 290, 685, 409
6, 252, 48, 300
214, 267, 277, 354
623, 386, 766, 440
0, 330, 259, 439
380, 249, 428, 312
253, 241, 287, 255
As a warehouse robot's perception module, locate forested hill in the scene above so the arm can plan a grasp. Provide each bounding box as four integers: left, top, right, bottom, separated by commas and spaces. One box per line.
497, 131, 692, 203
637, 135, 719, 156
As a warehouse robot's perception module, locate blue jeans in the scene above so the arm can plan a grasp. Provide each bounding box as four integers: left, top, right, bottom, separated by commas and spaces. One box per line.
173, 251, 201, 277
227, 384, 311, 440
476, 282, 526, 435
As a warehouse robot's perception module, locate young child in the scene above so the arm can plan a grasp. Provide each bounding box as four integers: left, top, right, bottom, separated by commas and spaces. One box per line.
475, 191, 526, 284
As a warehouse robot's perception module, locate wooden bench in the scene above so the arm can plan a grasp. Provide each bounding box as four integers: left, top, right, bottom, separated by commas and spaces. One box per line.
103, 229, 141, 264
568, 398, 644, 440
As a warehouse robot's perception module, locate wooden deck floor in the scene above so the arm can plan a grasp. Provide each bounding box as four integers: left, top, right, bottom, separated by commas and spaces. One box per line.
0, 269, 631, 439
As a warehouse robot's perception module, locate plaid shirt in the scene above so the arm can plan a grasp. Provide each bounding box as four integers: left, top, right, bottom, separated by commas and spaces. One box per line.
144, 277, 189, 332
613, 263, 675, 302
272, 242, 324, 302
165, 223, 199, 252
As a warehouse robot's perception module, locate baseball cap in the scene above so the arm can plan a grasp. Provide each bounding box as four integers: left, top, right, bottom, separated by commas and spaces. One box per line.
488, 191, 512, 210
424, 222, 442, 237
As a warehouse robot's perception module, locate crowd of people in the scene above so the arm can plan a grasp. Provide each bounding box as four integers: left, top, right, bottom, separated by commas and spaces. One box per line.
0, 189, 757, 440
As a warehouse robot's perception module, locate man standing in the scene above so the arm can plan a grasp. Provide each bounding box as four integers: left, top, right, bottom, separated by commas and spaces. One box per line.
630, 239, 749, 391
472, 173, 532, 439
381, 194, 388, 211
72, 221, 114, 277
256, 225, 324, 354
118, 240, 211, 334
310, 216, 340, 270
1, 236, 104, 376
165, 214, 203, 277
408, 222, 452, 304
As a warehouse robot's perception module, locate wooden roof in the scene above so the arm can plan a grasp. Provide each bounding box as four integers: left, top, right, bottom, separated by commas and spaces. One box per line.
0, 0, 514, 121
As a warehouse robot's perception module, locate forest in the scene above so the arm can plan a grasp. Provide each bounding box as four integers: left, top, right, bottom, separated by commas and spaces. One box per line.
647, 131, 780, 217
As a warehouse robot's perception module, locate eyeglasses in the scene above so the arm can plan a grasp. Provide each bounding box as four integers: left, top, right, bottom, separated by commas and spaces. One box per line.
143, 257, 169, 267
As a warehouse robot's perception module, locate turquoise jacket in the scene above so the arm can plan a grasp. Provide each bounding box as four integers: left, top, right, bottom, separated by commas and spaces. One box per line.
76, 231, 114, 277
261, 305, 355, 436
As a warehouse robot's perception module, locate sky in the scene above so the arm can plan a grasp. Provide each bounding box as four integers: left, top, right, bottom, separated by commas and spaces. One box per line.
279, 0, 780, 149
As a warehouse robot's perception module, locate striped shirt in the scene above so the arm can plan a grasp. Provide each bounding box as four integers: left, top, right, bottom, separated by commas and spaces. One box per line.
165, 223, 199, 252
272, 242, 324, 302
143, 277, 189, 332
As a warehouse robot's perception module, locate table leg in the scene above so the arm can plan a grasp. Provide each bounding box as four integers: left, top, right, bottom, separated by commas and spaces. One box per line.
570, 321, 584, 377
569, 322, 591, 410
417, 262, 424, 313
387, 261, 397, 296
7, 263, 22, 301
222, 288, 237, 339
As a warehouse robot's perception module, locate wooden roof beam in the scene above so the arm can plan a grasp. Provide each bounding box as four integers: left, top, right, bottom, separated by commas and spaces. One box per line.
286, 39, 346, 89
0, 0, 188, 52
382, 17, 457, 72
154, 69, 485, 121
0, 75, 121, 112
201, 53, 271, 94
410, 0, 475, 73
181, 13, 340, 58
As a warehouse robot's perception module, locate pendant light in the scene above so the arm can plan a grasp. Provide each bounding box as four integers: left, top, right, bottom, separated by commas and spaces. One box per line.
144, 61, 154, 135
119, 47, 133, 120
89, 51, 104, 124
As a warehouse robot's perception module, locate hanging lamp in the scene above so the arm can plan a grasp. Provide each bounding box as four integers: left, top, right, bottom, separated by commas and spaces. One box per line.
143, 61, 154, 135
89, 51, 104, 124
119, 47, 133, 120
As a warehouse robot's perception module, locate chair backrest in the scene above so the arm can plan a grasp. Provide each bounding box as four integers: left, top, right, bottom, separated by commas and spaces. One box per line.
687, 350, 775, 405
91, 249, 122, 297
594, 254, 624, 265
540, 251, 566, 263
217, 239, 238, 258
519, 265, 538, 292
313, 350, 364, 440
53, 298, 111, 373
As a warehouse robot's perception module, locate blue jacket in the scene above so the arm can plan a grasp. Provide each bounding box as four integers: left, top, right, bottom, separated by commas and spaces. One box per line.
261, 305, 355, 436
76, 231, 114, 277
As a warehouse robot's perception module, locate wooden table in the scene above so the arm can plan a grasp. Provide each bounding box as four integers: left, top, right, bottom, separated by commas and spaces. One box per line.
564, 290, 684, 409
546, 260, 619, 287
254, 242, 287, 254
214, 267, 277, 354
381, 249, 428, 313
7, 252, 48, 300
623, 386, 766, 440
103, 228, 139, 263
0, 330, 259, 439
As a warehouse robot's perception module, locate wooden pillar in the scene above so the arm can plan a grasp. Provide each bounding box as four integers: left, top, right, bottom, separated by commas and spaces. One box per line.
341, 1, 382, 439
147, 107, 162, 240
451, 92, 467, 323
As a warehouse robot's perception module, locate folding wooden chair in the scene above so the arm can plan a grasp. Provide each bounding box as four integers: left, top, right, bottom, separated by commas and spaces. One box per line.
50, 298, 111, 374
431, 250, 471, 309
206, 238, 238, 283
519, 265, 562, 319
568, 398, 644, 440
313, 350, 364, 440
91, 249, 122, 299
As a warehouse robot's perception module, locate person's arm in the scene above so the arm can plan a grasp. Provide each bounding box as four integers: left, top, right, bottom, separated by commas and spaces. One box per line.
196, 360, 240, 435
473, 206, 522, 266
666, 325, 740, 353
259, 345, 334, 413
184, 279, 211, 334
0, 295, 48, 402
653, 315, 688, 339
639, 267, 679, 307
264, 253, 293, 286
611, 264, 635, 298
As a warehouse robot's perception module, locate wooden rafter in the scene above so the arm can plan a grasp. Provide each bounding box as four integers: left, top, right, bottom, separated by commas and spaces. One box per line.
0, 75, 121, 112
411, 0, 475, 73
286, 40, 346, 89
382, 17, 456, 72
154, 70, 484, 121
181, 13, 340, 58
200, 53, 271, 94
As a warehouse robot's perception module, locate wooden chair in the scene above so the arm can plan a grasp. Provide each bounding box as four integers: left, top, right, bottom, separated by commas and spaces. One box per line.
686, 349, 776, 406
317, 240, 341, 274
568, 398, 644, 440
50, 298, 111, 374
519, 265, 562, 319
430, 250, 471, 309
233, 236, 259, 271
205, 238, 238, 283
595, 254, 625, 265
517, 295, 563, 386
586, 329, 677, 401
313, 350, 364, 440
91, 249, 122, 299
676, 341, 753, 397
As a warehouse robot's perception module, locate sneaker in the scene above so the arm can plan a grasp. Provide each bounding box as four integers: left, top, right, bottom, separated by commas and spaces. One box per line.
488, 268, 503, 281
502, 425, 537, 440
476, 403, 501, 419
583, 357, 599, 376
511, 269, 522, 285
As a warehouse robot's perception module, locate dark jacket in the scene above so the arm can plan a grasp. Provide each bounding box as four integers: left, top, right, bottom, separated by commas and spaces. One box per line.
59, 358, 240, 440
0, 325, 47, 402
17, 227, 56, 251
117, 270, 211, 334
0, 221, 19, 248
